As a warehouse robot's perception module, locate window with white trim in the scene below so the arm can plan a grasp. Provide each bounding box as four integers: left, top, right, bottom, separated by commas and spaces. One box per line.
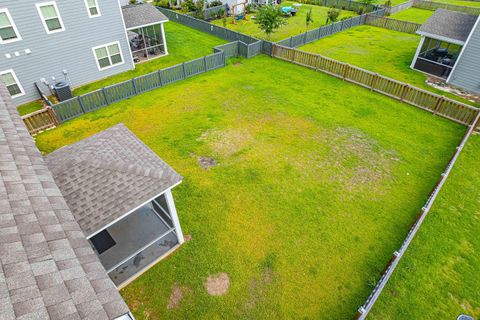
0, 9, 21, 43
36, 2, 65, 34
0, 70, 24, 98
85, 0, 101, 17
93, 42, 124, 70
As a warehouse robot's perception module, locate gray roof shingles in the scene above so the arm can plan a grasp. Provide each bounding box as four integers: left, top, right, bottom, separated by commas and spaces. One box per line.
0, 85, 131, 319
122, 3, 168, 30
417, 8, 479, 43
45, 124, 182, 237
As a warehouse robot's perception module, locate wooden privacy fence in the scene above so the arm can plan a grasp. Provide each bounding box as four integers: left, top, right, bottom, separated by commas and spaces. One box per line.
21, 107, 59, 135
413, 0, 480, 14
275, 7, 387, 48
272, 44, 480, 128
52, 51, 226, 123
386, 0, 414, 15
365, 14, 421, 34
22, 38, 264, 133
300, 0, 379, 12
158, 7, 259, 45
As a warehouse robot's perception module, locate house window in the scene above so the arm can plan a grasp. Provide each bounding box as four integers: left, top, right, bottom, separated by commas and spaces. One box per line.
0, 70, 24, 98
85, 0, 101, 17
0, 9, 21, 43
36, 2, 65, 34
93, 42, 124, 70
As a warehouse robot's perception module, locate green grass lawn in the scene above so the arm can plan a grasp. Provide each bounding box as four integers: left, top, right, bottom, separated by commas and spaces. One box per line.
35, 56, 464, 319
300, 25, 478, 106
18, 100, 46, 116
369, 134, 480, 319
73, 21, 227, 96
390, 8, 433, 23
18, 21, 226, 116
211, 2, 357, 41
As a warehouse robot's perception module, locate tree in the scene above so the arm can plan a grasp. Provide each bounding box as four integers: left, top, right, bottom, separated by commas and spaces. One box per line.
254, 5, 287, 39
384, 0, 392, 15
326, 7, 340, 24
305, 8, 313, 31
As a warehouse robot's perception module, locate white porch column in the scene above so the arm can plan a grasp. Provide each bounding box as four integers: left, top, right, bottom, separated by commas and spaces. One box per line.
161, 23, 169, 56
165, 189, 184, 244
411, 36, 425, 69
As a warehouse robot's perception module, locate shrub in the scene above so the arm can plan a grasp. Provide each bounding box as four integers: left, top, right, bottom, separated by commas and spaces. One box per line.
217, 8, 225, 18
326, 7, 340, 24
154, 0, 171, 8
246, 4, 253, 13
181, 0, 196, 12
208, 0, 223, 7
255, 5, 287, 39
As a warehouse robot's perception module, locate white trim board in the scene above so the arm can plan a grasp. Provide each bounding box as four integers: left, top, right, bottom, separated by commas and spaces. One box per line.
36, 1, 66, 34
0, 69, 25, 98
84, 0, 102, 18
416, 31, 465, 46
86, 180, 182, 239
0, 8, 22, 44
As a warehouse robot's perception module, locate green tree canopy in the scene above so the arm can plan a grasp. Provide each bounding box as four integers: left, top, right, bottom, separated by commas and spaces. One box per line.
255, 5, 287, 39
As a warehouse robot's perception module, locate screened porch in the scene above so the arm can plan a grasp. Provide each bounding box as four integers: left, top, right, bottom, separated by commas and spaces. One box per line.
88, 191, 182, 288
128, 24, 167, 63
412, 37, 462, 79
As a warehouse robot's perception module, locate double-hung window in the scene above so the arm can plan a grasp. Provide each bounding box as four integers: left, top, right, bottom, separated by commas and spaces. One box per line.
85, 0, 101, 18
36, 2, 65, 34
0, 70, 24, 98
0, 9, 21, 44
93, 42, 124, 70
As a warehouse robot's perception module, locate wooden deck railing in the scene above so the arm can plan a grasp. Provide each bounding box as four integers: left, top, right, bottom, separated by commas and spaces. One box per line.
21, 107, 59, 135
272, 44, 480, 130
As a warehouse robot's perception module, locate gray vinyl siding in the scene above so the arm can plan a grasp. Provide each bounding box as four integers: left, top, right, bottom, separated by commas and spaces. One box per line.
448, 20, 480, 95
0, 0, 134, 106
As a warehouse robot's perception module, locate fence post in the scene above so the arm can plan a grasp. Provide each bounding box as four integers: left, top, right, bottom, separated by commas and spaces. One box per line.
223, 51, 226, 66
370, 73, 379, 91
46, 106, 60, 126
77, 96, 86, 114
400, 84, 410, 102
315, 55, 321, 71
433, 96, 445, 115
102, 88, 110, 105
304, 31, 308, 45
289, 36, 293, 48
204, 56, 208, 71
132, 78, 138, 95
343, 64, 350, 80
317, 27, 322, 40
158, 70, 164, 86
182, 62, 187, 79
292, 48, 296, 62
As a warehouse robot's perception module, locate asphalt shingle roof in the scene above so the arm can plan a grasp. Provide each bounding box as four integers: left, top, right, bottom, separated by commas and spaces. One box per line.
417, 9, 478, 43
45, 124, 182, 237
122, 3, 168, 29
0, 84, 130, 319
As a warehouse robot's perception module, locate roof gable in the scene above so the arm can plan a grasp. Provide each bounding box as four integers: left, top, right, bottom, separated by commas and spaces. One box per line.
417, 9, 479, 43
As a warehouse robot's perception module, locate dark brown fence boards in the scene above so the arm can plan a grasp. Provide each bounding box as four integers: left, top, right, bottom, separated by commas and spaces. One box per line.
272, 44, 480, 126
365, 14, 421, 33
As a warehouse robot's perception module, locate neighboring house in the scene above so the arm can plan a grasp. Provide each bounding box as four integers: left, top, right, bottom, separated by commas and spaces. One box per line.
411, 9, 480, 94
0, 1, 169, 106
0, 83, 134, 319
44, 124, 185, 289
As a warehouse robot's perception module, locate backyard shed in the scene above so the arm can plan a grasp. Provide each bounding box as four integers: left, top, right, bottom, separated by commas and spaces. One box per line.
411, 9, 478, 79
122, 3, 170, 62
45, 123, 184, 288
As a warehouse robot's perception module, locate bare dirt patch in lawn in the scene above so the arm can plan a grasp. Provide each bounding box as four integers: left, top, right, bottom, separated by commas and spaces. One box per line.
198, 156, 218, 169
199, 128, 252, 157
204, 273, 230, 296
167, 283, 192, 310
244, 268, 276, 311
